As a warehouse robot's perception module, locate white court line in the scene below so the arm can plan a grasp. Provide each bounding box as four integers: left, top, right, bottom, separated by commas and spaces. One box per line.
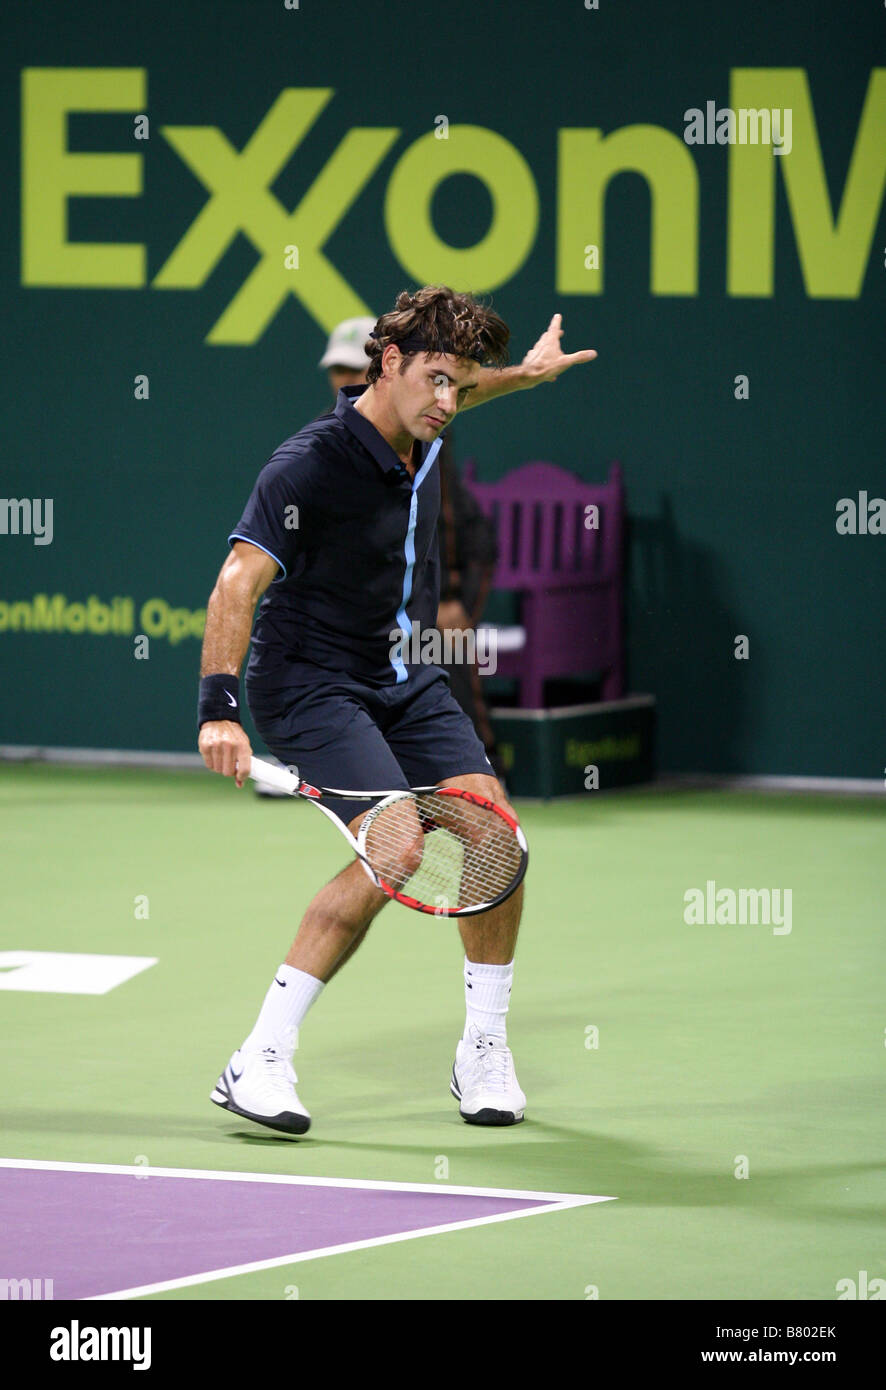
0, 1157, 616, 1301
0, 1156, 610, 1204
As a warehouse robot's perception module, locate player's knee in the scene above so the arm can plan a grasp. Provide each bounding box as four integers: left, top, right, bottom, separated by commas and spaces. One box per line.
444, 773, 516, 820
400, 830, 425, 880
487, 777, 513, 811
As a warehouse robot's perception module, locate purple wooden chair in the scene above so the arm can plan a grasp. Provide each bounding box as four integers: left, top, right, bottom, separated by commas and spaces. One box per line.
462, 459, 625, 707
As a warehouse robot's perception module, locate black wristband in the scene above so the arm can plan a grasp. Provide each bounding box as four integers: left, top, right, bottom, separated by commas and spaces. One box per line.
198, 674, 242, 728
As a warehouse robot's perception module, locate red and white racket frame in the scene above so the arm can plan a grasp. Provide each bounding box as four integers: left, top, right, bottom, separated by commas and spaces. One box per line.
247, 756, 528, 917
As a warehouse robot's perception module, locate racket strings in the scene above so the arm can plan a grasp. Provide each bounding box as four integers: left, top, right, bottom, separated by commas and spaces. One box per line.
362, 793, 523, 911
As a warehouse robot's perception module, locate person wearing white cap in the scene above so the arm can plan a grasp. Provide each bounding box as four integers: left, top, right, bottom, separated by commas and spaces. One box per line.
318, 316, 378, 394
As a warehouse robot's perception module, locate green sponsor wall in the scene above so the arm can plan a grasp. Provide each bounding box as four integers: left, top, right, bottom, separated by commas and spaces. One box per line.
1, 0, 883, 776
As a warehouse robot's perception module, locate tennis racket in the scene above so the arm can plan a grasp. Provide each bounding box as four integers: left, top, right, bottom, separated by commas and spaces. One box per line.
247, 756, 527, 918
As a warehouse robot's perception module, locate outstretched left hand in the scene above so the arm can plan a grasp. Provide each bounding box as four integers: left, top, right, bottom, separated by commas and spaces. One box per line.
520, 313, 597, 384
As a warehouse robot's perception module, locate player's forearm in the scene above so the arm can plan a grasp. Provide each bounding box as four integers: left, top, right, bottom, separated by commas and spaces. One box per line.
462, 315, 597, 412
460, 365, 532, 412
200, 575, 258, 677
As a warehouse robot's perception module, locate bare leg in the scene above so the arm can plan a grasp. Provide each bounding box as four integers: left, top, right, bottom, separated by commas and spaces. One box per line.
459, 881, 523, 964
322, 919, 372, 982
282, 776, 524, 983
284, 810, 389, 982
438, 773, 524, 964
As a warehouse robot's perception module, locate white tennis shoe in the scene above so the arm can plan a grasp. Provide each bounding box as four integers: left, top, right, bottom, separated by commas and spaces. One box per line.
450, 1025, 526, 1125
211, 1046, 311, 1135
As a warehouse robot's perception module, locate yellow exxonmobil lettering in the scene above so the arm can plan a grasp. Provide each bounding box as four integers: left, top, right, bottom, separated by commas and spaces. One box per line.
20, 68, 886, 343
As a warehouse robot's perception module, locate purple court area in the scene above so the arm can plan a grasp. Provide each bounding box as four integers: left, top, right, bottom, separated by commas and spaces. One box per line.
0, 1167, 554, 1298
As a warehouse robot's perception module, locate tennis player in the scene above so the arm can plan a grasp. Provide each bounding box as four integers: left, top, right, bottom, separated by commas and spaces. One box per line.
198, 286, 596, 1134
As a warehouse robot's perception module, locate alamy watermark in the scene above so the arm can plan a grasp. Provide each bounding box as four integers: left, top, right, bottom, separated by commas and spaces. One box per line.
389, 620, 497, 675
684, 880, 792, 935
835, 491, 885, 534
1, 1276, 54, 1299
50, 1321, 151, 1370
684, 103, 792, 155
836, 1270, 885, 1299
0, 497, 53, 545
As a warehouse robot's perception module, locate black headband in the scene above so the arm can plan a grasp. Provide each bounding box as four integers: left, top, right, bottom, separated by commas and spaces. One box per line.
369, 330, 487, 364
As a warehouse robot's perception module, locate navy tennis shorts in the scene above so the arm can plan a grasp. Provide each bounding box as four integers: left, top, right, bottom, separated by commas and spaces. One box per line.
247, 663, 493, 826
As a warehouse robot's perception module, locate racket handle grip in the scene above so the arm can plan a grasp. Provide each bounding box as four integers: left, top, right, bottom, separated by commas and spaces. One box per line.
248, 757, 300, 795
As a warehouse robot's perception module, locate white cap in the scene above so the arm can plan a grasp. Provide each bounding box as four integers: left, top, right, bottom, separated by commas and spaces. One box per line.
318, 317, 377, 370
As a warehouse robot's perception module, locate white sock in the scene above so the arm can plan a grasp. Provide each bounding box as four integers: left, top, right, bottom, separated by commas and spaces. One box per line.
463, 957, 513, 1042
241, 964, 324, 1058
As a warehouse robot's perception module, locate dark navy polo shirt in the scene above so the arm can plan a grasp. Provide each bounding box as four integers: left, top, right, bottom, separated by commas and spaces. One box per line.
230, 386, 444, 688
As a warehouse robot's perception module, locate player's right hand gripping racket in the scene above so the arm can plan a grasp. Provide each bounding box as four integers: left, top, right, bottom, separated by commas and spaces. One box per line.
248, 757, 527, 917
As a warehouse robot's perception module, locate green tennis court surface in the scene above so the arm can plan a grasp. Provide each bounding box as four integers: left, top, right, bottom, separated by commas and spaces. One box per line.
1, 765, 883, 1300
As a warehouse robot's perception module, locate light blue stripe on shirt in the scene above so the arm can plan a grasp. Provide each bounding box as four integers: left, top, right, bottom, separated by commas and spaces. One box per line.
228, 533, 288, 581
390, 438, 443, 683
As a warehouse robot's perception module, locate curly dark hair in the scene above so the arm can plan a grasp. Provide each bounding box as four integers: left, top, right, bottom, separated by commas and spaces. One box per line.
365, 286, 510, 385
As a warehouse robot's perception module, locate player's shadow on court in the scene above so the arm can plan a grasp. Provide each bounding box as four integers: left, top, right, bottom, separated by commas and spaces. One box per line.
627, 496, 751, 771
6, 1107, 883, 1225
284, 1118, 886, 1227
0, 1106, 301, 1148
